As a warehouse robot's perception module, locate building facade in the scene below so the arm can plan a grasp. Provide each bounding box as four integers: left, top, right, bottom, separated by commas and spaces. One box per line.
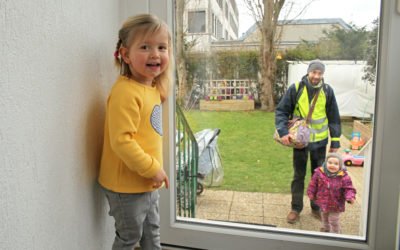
211, 18, 352, 51
184, 0, 239, 51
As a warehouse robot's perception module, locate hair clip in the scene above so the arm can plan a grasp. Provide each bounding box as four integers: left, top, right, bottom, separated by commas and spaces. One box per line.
114, 50, 119, 59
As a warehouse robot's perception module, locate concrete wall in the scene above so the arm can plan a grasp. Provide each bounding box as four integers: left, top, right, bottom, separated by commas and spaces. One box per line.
0, 0, 121, 249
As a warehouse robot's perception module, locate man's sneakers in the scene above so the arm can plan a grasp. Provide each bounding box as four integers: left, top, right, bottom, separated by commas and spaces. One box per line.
311, 210, 321, 221
286, 210, 300, 224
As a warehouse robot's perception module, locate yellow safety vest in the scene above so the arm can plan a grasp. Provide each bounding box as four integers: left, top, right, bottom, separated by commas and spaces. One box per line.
293, 82, 329, 143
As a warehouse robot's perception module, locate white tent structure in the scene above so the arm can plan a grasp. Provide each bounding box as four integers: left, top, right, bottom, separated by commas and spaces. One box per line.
287, 60, 376, 118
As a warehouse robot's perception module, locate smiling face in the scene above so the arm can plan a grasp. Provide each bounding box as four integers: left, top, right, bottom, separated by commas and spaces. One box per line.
308, 69, 324, 85
326, 157, 341, 173
120, 27, 170, 86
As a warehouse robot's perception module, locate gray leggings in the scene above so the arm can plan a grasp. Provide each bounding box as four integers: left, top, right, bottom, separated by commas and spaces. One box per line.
103, 188, 161, 250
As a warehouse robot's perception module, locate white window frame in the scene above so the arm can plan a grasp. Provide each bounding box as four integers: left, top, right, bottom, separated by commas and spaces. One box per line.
127, 0, 400, 249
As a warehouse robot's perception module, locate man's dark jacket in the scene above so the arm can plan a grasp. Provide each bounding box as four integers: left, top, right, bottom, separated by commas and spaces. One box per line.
275, 75, 341, 149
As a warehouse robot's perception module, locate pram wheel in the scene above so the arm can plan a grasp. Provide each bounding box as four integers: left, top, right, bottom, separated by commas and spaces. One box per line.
197, 182, 204, 195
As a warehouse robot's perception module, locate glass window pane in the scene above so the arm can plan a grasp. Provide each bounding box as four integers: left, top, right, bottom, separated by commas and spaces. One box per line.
174, 0, 381, 242
188, 11, 206, 33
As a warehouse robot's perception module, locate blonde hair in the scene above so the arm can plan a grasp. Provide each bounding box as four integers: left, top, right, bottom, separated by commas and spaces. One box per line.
114, 14, 173, 102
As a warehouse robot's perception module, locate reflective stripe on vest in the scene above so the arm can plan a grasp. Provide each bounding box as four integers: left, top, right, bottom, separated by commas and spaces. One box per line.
293, 82, 329, 142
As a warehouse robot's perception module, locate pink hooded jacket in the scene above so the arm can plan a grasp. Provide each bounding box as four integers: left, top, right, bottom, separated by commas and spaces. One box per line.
307, 167, 356, 213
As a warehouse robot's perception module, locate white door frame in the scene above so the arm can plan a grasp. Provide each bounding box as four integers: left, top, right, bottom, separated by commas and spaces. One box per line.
127, 0, 400, 249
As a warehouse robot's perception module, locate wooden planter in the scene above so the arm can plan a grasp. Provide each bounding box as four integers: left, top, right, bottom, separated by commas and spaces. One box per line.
199, 100, 255, 111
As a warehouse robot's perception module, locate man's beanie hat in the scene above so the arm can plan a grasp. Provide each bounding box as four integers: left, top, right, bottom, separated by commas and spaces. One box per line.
307, 59, 325, 74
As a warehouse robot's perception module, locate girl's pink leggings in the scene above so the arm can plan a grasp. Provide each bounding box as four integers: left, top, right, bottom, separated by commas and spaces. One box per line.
321, 212, 341, 233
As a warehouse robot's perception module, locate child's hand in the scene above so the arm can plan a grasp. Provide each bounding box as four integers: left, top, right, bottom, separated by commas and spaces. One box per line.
347, 199, 355, 204
152, 169, 170, 189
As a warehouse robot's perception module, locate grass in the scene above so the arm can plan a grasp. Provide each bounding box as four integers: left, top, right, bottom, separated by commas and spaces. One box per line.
184, 111, 312, 193
341, 121, 354, 140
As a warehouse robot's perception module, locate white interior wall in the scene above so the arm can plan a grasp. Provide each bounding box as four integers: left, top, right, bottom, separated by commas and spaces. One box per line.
0, 0, 122, 249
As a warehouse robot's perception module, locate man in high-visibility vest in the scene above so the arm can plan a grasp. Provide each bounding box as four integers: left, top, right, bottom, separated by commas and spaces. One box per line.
275, 60, 341, 224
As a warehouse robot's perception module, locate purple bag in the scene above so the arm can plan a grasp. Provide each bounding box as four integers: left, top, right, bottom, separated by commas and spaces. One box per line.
274, 118, 310, 149
274, 87, 321, 149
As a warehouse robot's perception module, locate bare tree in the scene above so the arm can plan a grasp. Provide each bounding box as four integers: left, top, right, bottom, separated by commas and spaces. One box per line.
244, 0, 314, 111
244, 0, 285, 111
175, 0, 188, 104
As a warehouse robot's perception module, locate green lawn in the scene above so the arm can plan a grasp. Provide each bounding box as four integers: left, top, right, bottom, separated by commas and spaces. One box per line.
184, 111, 312, 193
341, 121, 354, 140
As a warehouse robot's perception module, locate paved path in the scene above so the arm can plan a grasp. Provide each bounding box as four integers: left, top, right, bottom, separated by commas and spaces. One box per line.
195, 136, 365, 235
196, 187, 362, 235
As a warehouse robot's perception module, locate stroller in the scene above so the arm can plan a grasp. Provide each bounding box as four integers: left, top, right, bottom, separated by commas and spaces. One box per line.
175, 128, 224, 195
194, 128, 224, 195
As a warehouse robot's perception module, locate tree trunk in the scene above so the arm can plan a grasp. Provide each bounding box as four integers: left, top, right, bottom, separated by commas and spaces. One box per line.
258, 0, 285, 111
175, 0, 188, 105
259, 46, 275, 111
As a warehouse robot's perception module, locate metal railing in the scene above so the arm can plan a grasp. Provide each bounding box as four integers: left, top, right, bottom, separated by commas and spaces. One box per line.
175, 103, 198, 218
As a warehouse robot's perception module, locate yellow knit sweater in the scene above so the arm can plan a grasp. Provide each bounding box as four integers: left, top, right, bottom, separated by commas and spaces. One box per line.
99, 76, 163, 193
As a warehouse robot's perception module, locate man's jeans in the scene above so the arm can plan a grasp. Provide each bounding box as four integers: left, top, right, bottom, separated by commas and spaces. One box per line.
291, 146, 326, 213
103, 188, 161, 250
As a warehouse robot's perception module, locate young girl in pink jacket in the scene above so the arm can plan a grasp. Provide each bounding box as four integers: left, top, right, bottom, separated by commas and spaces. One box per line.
307, 153, 356, 233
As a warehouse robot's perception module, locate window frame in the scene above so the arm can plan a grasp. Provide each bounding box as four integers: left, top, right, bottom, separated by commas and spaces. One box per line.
151, 0, 400, 249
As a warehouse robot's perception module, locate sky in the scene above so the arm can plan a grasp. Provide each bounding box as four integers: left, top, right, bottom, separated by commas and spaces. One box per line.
237, 0, 381, 36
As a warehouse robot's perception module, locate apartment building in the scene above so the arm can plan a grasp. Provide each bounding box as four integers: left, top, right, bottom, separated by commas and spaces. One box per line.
184, 0, 239, 51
